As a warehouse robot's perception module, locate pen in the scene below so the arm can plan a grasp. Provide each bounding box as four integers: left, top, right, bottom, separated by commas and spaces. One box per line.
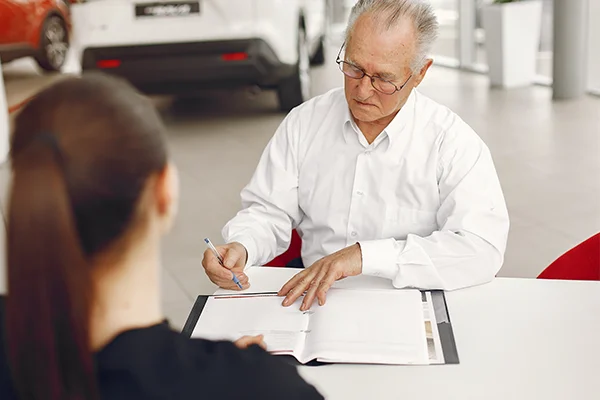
204, 238, 244, 289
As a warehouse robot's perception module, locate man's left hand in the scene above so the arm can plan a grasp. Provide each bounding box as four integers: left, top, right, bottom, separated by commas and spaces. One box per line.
278, 243, 363, 311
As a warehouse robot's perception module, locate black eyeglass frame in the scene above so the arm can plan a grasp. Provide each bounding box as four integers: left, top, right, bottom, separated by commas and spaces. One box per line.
335, 42, 412, 95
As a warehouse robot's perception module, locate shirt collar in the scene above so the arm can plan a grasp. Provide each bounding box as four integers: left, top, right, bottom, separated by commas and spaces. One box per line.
383, 89, 416, 148
342, 106, 356, 144
342, 89, 417, 151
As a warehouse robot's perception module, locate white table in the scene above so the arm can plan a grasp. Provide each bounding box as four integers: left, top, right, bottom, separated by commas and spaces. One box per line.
298, 278, 600, 399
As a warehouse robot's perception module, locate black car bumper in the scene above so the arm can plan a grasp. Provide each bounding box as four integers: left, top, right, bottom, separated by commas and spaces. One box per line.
81, 39, 296, 94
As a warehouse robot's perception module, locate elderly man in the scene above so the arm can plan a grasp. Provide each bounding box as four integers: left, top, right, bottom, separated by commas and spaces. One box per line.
202, 0, 509, 311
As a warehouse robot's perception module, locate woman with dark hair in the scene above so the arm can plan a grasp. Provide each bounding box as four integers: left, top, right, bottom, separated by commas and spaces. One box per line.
0, 74, 322, 400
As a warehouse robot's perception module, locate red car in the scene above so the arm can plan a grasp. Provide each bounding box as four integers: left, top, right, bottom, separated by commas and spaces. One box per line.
0, 0, 71, 72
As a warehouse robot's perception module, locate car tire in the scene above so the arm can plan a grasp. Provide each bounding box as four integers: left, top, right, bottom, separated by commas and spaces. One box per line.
35, 15, 69, 73
277, 25, 311, 112
310, 36, 326, 66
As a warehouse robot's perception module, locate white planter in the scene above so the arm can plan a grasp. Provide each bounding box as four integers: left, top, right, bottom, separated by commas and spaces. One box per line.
482, 1, 543, 88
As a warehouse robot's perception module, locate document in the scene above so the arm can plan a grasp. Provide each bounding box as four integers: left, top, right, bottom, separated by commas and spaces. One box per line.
214, 266, 300, 296
191, 293, 309, 358
191, 287, 429, 365
214, 266, 395, 296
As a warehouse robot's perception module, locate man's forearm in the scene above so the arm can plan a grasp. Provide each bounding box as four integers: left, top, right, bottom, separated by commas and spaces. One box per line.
222, 209, 295, 268
359, 231, 504, 291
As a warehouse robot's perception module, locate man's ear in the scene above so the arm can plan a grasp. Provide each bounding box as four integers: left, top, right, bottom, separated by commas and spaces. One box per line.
413, 58, 434, 87
154, 163, 180, 229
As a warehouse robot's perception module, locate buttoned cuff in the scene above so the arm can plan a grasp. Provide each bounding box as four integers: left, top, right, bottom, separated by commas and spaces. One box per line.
225, 235, 257, 271
359, 238, 406, 280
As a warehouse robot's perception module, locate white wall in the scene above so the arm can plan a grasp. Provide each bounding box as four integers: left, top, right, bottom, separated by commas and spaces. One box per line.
588, 1, 600, 91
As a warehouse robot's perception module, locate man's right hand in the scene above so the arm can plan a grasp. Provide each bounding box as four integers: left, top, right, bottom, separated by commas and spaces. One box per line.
201, 242, 250, 290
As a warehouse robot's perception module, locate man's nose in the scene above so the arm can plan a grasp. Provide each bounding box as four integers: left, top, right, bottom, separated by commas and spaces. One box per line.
356, 75, 374, 97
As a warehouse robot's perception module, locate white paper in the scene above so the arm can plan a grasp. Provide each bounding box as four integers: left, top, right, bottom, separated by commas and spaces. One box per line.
195, 267, 429, 365
191, 294, 309, 355
214, 266, 302, 295
216, 267, 398, 296
332, 275, 396, 291
304, 289, 429, 365
215, 267, 401, 297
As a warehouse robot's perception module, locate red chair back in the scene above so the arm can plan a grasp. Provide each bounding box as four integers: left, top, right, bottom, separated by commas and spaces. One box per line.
265, 230, 302, 267
537, 233, 600, 280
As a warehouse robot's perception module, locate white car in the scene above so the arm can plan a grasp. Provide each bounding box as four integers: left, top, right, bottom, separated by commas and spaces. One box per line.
72, 0, 329, 110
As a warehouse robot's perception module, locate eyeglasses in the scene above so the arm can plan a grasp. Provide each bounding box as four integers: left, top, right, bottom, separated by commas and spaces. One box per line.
335, 43, 412, 95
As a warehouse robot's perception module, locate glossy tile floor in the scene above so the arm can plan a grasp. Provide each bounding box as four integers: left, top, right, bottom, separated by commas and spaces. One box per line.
2, 42, 599, 330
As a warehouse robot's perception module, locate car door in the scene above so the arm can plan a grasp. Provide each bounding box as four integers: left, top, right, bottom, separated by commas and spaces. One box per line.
0, 0, 32, 46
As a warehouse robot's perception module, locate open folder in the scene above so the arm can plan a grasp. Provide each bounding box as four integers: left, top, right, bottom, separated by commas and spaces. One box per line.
183, 267, 459, 365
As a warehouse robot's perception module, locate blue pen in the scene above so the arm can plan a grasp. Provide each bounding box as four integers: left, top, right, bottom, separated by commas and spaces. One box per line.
204, 238, 244, 289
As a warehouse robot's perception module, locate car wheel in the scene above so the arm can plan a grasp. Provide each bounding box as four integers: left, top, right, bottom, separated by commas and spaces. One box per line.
310, 36, 326, 66
277, 25, 311, 112
35, 16, 69, 73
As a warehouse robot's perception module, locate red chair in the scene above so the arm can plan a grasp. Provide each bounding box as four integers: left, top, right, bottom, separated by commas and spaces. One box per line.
537, 233, 600, 281
265, 230, 302, 267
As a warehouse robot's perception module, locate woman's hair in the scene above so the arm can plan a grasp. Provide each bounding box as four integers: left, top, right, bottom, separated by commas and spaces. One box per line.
6, 74, 168, 400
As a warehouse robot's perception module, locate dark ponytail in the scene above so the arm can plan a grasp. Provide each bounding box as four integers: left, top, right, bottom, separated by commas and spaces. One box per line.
5, 74, 168, 400
7, 137, 97, 400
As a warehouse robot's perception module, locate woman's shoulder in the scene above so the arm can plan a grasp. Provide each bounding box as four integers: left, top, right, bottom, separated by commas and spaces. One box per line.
174, 331, 324, 399
97, 323, 323, 400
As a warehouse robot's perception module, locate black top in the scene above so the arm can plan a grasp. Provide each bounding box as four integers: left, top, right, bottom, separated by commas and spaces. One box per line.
0, 297, 323, 399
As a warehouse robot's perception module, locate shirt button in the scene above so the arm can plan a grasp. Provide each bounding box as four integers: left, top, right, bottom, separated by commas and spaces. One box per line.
351, 231, 358, 237
356, 191, 364, 196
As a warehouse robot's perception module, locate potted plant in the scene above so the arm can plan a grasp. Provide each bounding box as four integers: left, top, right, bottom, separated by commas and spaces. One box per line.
482, 0, 543, 88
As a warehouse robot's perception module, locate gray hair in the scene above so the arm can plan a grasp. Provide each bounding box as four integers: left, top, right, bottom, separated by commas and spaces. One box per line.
345, 0, 439, 72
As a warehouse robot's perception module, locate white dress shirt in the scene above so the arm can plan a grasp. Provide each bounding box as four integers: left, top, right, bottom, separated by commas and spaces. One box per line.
223, 88, 509, 291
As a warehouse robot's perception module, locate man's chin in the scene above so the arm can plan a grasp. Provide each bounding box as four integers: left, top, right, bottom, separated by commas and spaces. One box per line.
349, 105, 380, 124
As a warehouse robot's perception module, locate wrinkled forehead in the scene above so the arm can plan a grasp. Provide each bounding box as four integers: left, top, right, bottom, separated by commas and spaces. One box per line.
346, 13, 417, 71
